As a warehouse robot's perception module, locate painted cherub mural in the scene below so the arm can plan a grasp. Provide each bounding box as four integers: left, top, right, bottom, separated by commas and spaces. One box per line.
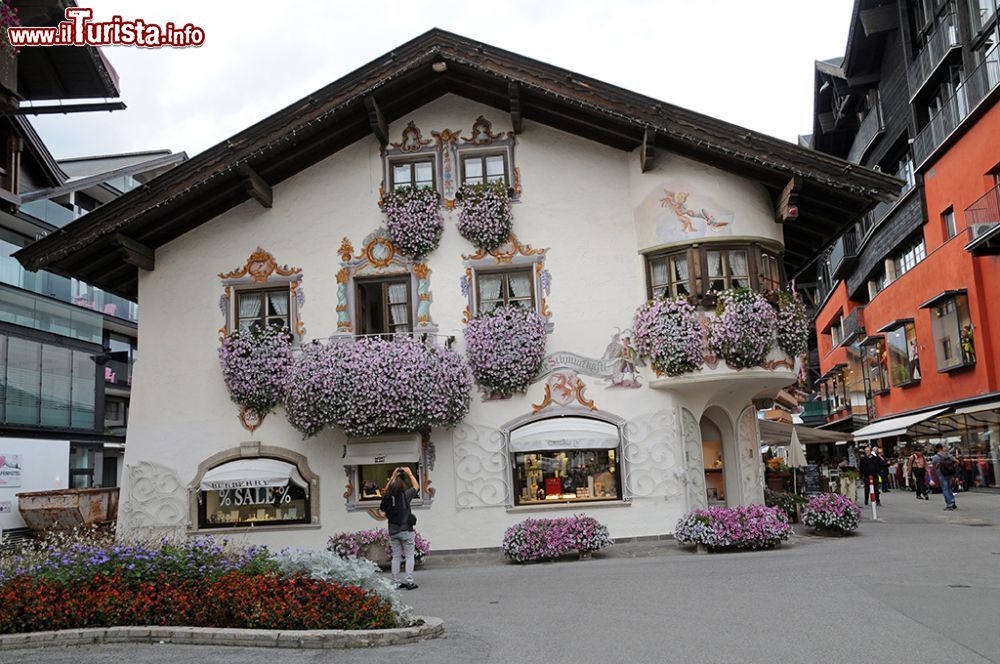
660, 190, 731, 233
602, 329, 643, 388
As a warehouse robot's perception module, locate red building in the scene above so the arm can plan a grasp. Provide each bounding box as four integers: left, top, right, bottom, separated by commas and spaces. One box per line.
806, 0, 999, 488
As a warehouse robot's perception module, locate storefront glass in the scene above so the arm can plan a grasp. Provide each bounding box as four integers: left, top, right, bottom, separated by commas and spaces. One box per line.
885, 322, 921, 385
931, 295, 975, 370
512, 449, 620, 505
198, 458, 311, 528
357, 462, 420, 501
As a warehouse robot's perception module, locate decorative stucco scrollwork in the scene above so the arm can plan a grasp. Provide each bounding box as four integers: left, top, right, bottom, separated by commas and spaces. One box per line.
621, 409, 682, 500
738, 407, 764, 505
681, 408, 708, 510
118, 462, 188, 539
452, 423, 510, 509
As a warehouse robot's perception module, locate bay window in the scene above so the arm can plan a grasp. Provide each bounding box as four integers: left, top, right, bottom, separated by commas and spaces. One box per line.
861, 336, 890, 395
922, 291, 976, 371
648, 249, 691, 299
880, 320, 921, 385
705, 248, 749, 291
644, 243, 782, 300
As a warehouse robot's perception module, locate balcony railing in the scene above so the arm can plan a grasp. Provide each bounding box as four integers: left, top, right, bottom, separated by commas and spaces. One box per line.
913, 44, 1000, 168
847, 92, 884, 164
829, 231, 859, 280
840, 306, 865, 347
907, 13, 961, 99
963, 183, 1000, 253
20, 199, 79, 228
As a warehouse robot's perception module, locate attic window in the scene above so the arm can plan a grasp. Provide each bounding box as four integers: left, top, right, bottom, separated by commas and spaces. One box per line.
390, 158, 435, 191
461, 153, 508, 186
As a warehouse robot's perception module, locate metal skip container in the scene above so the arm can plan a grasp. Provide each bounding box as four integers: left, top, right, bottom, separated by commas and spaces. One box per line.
16, 487, 120, 533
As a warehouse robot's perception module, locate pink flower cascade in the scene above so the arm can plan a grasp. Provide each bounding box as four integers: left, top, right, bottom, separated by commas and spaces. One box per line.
708, 288, 778, 369
456, 182, 513, 250
284, 337, 472, 438
328, 529, 430, 563
218, 325, 294, 418
501, 514, 614, 563
674, 504, 791, 550
775, 292, 809, 357
632, 297, 704, 376
464, 305, 547, 397
382, 186, 444, 258
801, 493, 861, 534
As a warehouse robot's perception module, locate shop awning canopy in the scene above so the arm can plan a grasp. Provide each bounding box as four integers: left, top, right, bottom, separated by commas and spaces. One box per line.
851, 408, 949, 441
759, 420, 853, 446
200, 458, 308, 492
510, 417, 619, 453
955, 399, 1000, 415
343, 435, 422, 466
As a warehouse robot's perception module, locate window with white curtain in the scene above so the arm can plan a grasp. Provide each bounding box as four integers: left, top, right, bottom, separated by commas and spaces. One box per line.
356, 277, 412, 336
235, 289, 290, 331
475, 269, 534, 313
645, 244, 780, 300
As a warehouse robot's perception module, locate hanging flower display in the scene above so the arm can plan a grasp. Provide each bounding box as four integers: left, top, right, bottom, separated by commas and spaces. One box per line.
382, 186, 443, 258
284, 337, 472, 438
631, 297, 704, 376
464, 305, 547, 397
218, 325, 293, 418
456, 181, 513, 250
775, 291, 809, 358
708, 288, 777, 369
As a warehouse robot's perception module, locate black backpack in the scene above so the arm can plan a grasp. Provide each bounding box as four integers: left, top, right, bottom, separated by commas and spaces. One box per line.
384, 492, 417, 528
939, 457, 956, 477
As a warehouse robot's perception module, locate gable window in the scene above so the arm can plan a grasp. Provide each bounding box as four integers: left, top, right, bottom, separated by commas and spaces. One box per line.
236, 288, 290, 331
390, 159, 435, 191
881, 320, 921, 385
922, 291, 976, 371
461, 153, 508, 186
648, 250, 691, 299
476, 269, 534, 313
198, 458, 311, 528
356, 277, 411, 336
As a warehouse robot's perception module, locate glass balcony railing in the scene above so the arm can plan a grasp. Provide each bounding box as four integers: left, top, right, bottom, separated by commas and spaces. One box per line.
907, 13, 961, 99
913, 44, 1000, 167
0, 283, 103, 344
20, 199, 79, 228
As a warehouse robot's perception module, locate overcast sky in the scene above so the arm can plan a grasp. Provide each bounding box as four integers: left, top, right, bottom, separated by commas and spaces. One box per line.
31, 0, 855, 160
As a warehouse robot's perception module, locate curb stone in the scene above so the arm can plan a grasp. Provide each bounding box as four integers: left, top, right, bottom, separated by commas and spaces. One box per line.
0, 616, 444, 650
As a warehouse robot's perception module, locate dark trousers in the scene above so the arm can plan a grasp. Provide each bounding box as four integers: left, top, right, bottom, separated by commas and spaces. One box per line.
912, 468, 927, 497
863, 474, 881, 504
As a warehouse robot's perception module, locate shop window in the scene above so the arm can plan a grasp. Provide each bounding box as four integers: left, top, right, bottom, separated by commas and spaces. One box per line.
342, 435, 427, 509
861, 337, 890, 395
198, 457, 311, 528
356, 277, 412, 336
927, 292, 976, 371
647, 249, 692, 299
235, 288, 290, 331
509, 417, 623, 505
390, 158, 435, 191
461, 153, 508, 186
357, 462, 420, 501
883, 321, 922, 385
476, 269, 534, 313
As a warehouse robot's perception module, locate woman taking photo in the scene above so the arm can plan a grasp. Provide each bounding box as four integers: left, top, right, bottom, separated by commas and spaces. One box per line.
379, 466, 420, 590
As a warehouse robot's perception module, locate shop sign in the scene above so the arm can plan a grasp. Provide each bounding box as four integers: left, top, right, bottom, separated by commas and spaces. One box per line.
0, 455, 22, 488
215, 486, 292, 507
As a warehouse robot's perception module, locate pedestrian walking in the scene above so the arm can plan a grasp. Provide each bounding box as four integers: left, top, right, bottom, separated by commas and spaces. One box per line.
908, 448, 929, 500
379, 466, 420, 590
931, 443, 957, 510
859, 446, 881, 506
876, 447, 891, 492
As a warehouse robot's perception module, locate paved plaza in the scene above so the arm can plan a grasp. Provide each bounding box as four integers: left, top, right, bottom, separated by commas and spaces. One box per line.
8, 490, 1000, 664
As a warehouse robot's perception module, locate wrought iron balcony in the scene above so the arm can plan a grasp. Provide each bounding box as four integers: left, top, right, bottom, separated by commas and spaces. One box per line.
829, 231, 859, 281
907, 13, 961, 100
846, 92, 884, 164
913, 44, 1000, 168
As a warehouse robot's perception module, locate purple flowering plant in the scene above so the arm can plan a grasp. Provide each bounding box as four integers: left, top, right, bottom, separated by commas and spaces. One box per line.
708, 288, 778, 369
501, 514, 613, 563
801, 493, 861, 534
382, 186, 444, 258
284, 337, 472, 438
327, 529, 430, 564
219, 324, 293, 418
674, 504, 792, 550
456, 181, 513, 250
632, 296, 704, 376
464, 305, 547, 397
775, 291, 809, 358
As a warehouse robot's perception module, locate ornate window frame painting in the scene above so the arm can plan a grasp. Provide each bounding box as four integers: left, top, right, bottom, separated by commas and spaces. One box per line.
218, 247, 305, 341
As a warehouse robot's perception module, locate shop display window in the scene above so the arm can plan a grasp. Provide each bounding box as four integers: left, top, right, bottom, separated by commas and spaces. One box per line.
884, 322, 921, 385
198, 458, 310, 528
861, 337, 890, 395
357, 462, 420, 502
930, 294, 976, 371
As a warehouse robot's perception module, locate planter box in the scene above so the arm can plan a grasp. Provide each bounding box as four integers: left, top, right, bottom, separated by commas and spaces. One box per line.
16, 488, 120, 533
362, 544, 389, 567
766, 473, 789, 493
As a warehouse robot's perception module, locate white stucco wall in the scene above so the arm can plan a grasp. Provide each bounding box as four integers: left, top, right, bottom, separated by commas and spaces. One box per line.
0, 438, 69, 532
122, 94, 775, 551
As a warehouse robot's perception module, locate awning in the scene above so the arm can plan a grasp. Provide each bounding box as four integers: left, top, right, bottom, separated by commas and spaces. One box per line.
510, 417, 619, 453
759, 419, 853, 446
851, 408, 949, 441
955, 399, 1000, 415
201, 458, 308, 492
343, 435, 421, 466
918, 289, 966, 309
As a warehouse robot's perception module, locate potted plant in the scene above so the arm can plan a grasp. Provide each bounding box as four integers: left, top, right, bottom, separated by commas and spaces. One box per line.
802, 493, 862, 536
455, 181, 513, 250
775, 291, 809, 358
218, 325, 294, 419
838, 469, 859, 499
708, 288, 777, 369
382, 185, 444, 258
632, 296, 704, 377
464, 305, 547, 397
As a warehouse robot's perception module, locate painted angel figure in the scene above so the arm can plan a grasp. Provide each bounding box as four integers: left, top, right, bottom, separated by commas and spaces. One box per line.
603, 329, 643, 388
659, 190, 731, 233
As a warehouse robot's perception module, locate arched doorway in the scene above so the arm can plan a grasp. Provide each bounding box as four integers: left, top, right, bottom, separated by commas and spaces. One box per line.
700, 407, 740, 506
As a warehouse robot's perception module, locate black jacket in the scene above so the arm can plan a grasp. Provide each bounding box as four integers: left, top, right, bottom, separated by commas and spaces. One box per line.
859, 455, 880, 481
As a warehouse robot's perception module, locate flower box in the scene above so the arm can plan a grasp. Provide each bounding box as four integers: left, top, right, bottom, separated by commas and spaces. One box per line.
501, 514, 613, 563
674, 504, 792, 552
802, 493, 861, 535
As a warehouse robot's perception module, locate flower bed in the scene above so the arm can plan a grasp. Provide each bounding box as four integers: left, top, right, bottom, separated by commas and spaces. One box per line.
382, 186, 443, 258
284, 337, 472, 438
632, 296, 704, 376
219, 325, 293, 418
0, 536, 410, 634
456, 182, 513, 250
801, 493, 862, 535
501, 514, 613, 563
328, 529, 431, 564
775, 292, 809, 358
464, 305, 547, 397
708, 289, 777, 369
674, 504, 791, 551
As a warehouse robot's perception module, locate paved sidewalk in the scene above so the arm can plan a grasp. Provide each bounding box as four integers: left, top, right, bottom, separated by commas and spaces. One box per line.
9, 491, 1000, 664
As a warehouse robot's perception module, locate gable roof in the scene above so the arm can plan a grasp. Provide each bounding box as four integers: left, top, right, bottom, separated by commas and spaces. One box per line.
16, 28, 902, 299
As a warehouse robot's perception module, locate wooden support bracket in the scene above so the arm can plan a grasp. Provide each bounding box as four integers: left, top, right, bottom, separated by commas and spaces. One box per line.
640, 127, 654, 173
113, 233, 154, 271
363, 95, 388, 146
238, 164, 273, 209
508, 82, 522, 134
776, 177, 801, 222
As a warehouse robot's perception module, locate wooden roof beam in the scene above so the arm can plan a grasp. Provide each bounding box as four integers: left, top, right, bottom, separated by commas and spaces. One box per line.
113, 233, 154, 271
640, 128, 654, 173
363, 95, 388, 146
238, 164, 273, 209
508, 82, 522, 134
